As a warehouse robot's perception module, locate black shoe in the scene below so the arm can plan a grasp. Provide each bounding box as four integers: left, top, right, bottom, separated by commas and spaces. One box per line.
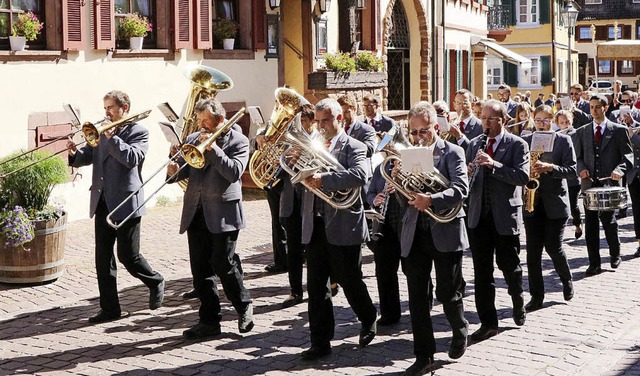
634, 247, 640, 258
377, 316, 400, 326
331, 283, 340, 297
512, 294, 526, 326
149, 279, 165, 310
563, 280, 574, 301
238, 303, 254, 333
265, 263, 287, 274
524, 298, 543, 312
88, 309, 127, 324
469, 326, 499, 342
359, 320, 377, 347
575, 228, 583, 239
183, 289, 198, 299
610, 256, 621, 269
404, 355, 434, 376
183, 322, 221, 339
301, 345, 332, 361
585, 266, 602, 277
448, 322, 468, 360
281, 294, 303, 308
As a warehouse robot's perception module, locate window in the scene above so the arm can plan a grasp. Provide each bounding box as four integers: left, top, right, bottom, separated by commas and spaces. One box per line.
637, 25, 640, 39
211, 0, 254, 50
584, 0, 602, 4
487, 59, 502, 86
517, 0, 538, 25
114, 0, 156, 49
528, 57, 540, 85
0, 0, 45, 50
598, 60, 612, 75
578, 27, 592, 41
621, 60, 634, 74
608, 26, 622, 40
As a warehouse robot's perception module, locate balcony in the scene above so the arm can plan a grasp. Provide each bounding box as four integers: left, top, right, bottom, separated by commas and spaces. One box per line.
487, 4, 512, 42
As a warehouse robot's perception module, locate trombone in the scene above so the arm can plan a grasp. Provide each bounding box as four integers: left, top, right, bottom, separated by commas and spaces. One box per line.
106, 107, 247, 230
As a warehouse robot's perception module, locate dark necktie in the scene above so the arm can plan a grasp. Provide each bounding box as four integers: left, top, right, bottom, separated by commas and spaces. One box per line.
459, 121, 465, 134
595, 125, 602, 143
371, 119, 376, 129
344, 123, 350, 133
486, 138, 496, 158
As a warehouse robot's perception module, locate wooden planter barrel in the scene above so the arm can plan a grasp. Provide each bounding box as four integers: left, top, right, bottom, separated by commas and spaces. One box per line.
0, 212, 67, 284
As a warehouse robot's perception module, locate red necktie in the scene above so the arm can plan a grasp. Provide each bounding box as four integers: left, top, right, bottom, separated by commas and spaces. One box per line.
344, 123, 350, 133
459, 121, 465, 133
325, 140, 331, 150
595, 125, 602, 143
486, 138, 496, 158
372, 119, 376, 129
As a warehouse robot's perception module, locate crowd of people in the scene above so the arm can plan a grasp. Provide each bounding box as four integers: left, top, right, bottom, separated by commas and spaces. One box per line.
69, 83, 640, 376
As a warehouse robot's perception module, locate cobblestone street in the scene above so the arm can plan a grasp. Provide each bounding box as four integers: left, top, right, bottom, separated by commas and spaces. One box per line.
2, 196, 640, 375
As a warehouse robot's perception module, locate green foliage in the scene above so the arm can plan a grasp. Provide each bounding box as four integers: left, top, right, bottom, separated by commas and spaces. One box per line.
355, 51, 383, 72
12, 11, 44, 41
323, 52, 357, 73
0, 150, 68, 216
213, 18, 239, 41
117, 13, 153, 38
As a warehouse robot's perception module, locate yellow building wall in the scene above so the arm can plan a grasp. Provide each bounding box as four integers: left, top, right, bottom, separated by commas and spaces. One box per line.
283, 1, 305, 93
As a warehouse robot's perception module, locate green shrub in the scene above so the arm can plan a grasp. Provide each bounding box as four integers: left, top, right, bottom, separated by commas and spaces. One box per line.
355, 51, 383, 72
323, 52, 356, 73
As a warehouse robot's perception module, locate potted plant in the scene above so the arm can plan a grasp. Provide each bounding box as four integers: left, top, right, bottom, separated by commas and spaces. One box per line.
308, 51, 387, 90
10, 11, 44, 51
355, 51, 383, 72
0, 150, 68, 284
117, 13, 153, 50
213, 18, 239, 50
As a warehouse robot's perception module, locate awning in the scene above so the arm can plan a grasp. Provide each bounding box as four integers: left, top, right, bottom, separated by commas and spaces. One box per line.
474, 38, 532, 69
597, 40, 640, 61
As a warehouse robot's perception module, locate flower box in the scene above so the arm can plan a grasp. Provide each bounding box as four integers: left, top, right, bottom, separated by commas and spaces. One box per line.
308, 70, 387, 90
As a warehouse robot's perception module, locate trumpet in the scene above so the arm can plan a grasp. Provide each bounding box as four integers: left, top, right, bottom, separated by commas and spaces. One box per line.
82, 110, 152, 147
106, 108, 246, 230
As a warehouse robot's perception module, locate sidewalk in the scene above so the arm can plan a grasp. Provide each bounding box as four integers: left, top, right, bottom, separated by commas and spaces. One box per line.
2, 198, 640, 375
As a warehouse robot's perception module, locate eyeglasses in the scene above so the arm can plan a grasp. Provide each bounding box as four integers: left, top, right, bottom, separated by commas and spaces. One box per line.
534, 119, 552, 124
410, 128, 431, 136
454, 101, 468, 106
621, 99, 633, 103
362, 104, 376, 108
479, 117, 502, 122
570, 92, 581, 96
435, 109, 446, 114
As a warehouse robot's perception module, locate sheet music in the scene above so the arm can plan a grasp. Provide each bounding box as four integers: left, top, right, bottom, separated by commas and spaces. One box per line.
400, 146, 434, 175
158, 121, 181, 145
63, 104, 81, 127
558, 96, 573, 111
157, 102, 179, 122
531, 131, 555, 153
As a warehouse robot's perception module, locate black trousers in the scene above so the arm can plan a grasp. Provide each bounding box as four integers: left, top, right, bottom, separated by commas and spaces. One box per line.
584, 208, 620, 268
187, 207, 251, 325
267, 180, 288, 269
282, 194, 304, 297
629, 178, 640, 239
306, 217, 377, 348
94, 197, 163, 313
402, 227, 467, 357
568, 185, 582, 227
469, 213, 523, 329
524, 209, 572, 300
369, 223, 402, 322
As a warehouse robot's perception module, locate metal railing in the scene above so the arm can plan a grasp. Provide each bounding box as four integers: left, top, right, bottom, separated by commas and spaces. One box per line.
487, 4, 511, 31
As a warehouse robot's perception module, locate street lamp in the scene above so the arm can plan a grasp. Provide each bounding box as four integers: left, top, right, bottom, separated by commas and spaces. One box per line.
268, 0, 281, 10
562, 1, 579, 90
590, 24, 598, 91
319, 0, 332, 14
356, 0, 366, 9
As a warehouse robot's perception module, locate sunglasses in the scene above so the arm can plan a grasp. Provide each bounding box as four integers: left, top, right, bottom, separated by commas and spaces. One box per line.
410, 129, 431, 136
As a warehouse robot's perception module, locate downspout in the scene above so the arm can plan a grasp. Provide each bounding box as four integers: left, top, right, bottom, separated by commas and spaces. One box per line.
551, 4, 556, 94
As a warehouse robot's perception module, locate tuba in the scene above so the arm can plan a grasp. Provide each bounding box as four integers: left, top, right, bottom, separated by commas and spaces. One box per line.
378, 126, 461, 223
249, 87, 309, 190
278, 123, 361, 210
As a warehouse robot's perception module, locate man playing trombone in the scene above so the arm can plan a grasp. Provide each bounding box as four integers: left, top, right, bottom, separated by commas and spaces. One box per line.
167, 98, 254, 339
67, 90, 165, 324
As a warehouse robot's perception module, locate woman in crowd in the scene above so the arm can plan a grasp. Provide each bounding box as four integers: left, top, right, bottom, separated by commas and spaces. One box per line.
555, 109, 583, 239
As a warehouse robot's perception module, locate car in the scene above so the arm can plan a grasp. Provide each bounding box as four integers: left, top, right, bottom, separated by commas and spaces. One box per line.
588, 80, 613, 93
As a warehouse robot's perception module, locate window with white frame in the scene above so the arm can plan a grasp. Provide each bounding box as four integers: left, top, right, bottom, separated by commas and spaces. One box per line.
598, 60, 612, 74
584, 0, 602, 4
527, 57, 540, 85
487, 58, 502, 86
608, 26, 622, 39
621, 60, 634, 74
517, 0, 538, 25
557, 61, 565, 92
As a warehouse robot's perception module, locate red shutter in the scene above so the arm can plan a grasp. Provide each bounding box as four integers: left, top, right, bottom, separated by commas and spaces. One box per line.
173, 0, 193, 49
195, 0, 212, 49
252, 0, 266, 50
94, 0, 115, 50
62, 0, 85, 50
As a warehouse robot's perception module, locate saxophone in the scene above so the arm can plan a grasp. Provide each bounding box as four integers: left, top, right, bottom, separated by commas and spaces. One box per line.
523, 146, 545, 213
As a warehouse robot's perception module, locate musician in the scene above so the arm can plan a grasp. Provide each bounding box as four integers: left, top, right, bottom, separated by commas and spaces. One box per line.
609, 91, 640, 124
399, 102, 470, 375
67, 90, 165, 323
279, 104, 316, 308
337, 94, 377, 168
521, 105, 577, 311
447, 89, 484, 150
506, 103, 535, 137
574, 94, 632, 275
555, 110, 583, 239
497, 84, 518, 119
298, 98, 377, 360
362, 94, 396, 133
570, 84, 591, 115
466, 99, 530, 341
167, 98, 253, 338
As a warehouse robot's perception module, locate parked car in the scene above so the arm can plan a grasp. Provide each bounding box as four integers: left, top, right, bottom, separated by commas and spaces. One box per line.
588, 80, 613, 93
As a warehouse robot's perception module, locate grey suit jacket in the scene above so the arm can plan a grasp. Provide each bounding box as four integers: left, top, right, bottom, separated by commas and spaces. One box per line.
69, 123, 148, 222
348, 119, 377, 158
466, 131, 530, 235
458, 115, 484, 150
300, 131, 369, 246
559, 127, 580, 187
366, 115, 396, 133
171, 129, 249, 234
577, 99, 590, 114
399, 138, 469, 257
628, 132, 640, 183
522, 133, 577, 219
505, 99, 518, 119
574, 119, 633, 191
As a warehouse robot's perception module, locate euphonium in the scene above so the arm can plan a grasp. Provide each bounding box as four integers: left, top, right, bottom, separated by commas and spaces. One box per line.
278, 123, 361, 210
378, 126, 461, 223
523, 146, 544, 213
249, 87, 309, 189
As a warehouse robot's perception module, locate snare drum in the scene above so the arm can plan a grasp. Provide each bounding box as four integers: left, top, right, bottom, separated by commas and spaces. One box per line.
583, 187, 628, 211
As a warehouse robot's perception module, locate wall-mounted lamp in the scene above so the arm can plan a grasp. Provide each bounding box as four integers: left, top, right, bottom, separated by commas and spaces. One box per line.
319, 0, 332, 14
269, 0, 281, 10
356, 0, 366, 9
